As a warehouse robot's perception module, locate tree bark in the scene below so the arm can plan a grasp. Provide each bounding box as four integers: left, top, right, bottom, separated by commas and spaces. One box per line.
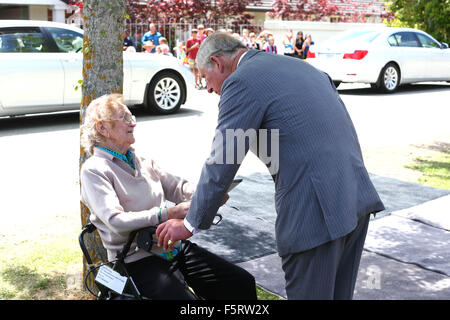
80, 0, 126, 294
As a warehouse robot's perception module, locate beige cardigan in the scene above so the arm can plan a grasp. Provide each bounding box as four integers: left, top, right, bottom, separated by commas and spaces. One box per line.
80, 147, 195, 263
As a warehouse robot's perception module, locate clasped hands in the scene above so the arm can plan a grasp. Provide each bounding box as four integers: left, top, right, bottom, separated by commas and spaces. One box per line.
156, 194, 229, 250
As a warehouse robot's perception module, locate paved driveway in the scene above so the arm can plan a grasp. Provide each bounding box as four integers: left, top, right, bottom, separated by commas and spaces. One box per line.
0, 82, 449, 299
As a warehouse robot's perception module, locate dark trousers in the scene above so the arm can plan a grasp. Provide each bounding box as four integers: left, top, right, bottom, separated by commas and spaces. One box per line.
281, 214, 371, 300
125, 241, 257, 300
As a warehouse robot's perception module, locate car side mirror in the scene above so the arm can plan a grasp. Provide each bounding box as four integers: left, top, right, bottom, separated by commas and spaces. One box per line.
441, 42, 449, 49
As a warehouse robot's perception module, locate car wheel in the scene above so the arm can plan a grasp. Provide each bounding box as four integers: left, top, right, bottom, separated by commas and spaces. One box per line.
377, 63, 400, 93
145, 71, 185, 114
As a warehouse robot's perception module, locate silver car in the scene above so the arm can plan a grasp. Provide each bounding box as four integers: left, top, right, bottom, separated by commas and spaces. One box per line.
0, 20, 194, 117
306, 27, 450, 93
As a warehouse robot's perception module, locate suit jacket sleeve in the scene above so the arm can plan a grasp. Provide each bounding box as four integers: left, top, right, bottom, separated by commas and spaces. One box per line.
185, 75, 266, 230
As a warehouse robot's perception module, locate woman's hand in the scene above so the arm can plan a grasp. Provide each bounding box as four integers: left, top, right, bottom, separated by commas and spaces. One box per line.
167, 194, 227, 220
167, 201, 190, 220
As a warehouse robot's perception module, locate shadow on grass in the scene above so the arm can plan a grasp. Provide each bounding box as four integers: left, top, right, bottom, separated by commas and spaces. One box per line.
404, 142, 450, 190
413, 142, 450, 155
1, 264, 64, 299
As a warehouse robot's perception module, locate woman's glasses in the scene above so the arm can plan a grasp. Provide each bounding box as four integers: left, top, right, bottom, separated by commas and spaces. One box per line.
106, 114, 136, 125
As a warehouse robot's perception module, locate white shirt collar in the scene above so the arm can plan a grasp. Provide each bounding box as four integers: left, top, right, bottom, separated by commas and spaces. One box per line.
237, 51, 249, 68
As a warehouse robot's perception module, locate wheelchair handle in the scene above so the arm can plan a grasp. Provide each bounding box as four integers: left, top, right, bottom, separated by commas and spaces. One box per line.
79, 223, 97, 273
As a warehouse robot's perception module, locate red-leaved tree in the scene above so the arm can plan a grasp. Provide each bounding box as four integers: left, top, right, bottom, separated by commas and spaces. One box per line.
70, 1, 261, 26
125, 0, 263, 33
268, 0, 388, 23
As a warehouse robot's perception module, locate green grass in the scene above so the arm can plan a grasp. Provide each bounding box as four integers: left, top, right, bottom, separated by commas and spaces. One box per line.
0, 230, 283, 300
257, 286, 283, 300
405, 148, 450, 190
0, 235, 84, 300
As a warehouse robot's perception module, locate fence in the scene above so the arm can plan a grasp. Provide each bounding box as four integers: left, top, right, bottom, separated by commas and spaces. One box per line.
124, 18, 264, 52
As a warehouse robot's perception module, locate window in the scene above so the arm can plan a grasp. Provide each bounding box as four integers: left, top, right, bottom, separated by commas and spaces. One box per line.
332, 30, 381, 44
0, 27, 47, 53
47, 27, 83, 53
387, 35, 398, 46
393, 32, 420, 48
416, 33, 440, 48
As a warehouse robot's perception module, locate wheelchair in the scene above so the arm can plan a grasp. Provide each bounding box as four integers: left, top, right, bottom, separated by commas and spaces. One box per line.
78, 214, 223, 300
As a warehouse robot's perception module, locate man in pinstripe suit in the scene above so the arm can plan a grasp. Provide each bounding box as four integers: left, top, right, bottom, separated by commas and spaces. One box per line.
156, 32, 385, 299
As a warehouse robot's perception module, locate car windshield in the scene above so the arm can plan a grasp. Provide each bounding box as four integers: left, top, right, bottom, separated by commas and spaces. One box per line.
330, 30, 381, 44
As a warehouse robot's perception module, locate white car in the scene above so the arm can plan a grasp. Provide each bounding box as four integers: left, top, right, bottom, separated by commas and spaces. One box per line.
0, 20, 194, 117
306, 27, 450, 92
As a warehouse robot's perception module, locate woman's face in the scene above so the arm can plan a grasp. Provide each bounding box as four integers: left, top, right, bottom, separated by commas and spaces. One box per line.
101, 104, 136, 152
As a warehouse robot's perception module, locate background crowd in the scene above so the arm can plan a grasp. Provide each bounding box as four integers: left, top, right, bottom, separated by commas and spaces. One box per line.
122, 23, 315, 89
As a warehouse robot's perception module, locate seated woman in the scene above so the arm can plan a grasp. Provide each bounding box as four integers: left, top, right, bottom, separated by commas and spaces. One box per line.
80, 94, 257, 300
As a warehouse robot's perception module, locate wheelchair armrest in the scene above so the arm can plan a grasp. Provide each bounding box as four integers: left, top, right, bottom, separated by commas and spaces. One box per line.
116, 226, 158, 262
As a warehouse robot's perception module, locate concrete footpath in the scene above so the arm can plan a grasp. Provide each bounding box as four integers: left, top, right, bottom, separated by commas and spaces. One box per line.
191, 172, 450, 300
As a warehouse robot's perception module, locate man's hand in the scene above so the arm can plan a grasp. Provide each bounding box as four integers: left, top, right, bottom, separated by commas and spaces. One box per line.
156, 219, 193, 250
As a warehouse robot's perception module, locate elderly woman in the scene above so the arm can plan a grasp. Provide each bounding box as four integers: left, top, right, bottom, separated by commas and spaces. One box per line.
80, 94, 256, 300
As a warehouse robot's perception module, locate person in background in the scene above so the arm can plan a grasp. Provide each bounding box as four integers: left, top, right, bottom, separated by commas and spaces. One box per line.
294, 31, 304, 59
196, 25, 208, 88
142, 23, 162, 53
302, 34, 314, 59
142, 40, 154, 54
174, 41, 188, 65
232, 33, 241, 41
160, 44, 173, 56
197, 24, 207, 42
158, 36, 168, 45
240, 28, 250, 47
265, 36, 278, 54
80, 94, 257, 300
186, 29, 202, 89
247, 32, 260, 50
157, 37, 171, 55
282, 29, 295, 57
257, 31, 268, 51
205, 27, 215, 37
122, 30, 136, 51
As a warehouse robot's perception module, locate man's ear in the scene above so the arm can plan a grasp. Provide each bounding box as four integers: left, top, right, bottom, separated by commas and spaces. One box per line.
210, 56, 224, 73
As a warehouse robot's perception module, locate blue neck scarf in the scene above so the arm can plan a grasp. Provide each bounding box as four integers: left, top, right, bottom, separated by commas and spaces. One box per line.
97, 147, 135, 170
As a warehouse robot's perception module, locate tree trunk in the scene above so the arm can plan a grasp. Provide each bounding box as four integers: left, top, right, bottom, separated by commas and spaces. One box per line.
80, 0, 126, 295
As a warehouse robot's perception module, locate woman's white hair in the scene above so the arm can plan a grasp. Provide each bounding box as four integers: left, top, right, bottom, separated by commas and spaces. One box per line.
196, 31, 247, 70
80, 93, 125, 156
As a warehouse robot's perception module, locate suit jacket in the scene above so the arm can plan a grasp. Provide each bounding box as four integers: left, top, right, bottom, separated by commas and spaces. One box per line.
186, 50, 385, 257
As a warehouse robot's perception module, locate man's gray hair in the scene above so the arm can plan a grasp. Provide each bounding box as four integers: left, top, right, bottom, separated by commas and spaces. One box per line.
196, 32, 247, 70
